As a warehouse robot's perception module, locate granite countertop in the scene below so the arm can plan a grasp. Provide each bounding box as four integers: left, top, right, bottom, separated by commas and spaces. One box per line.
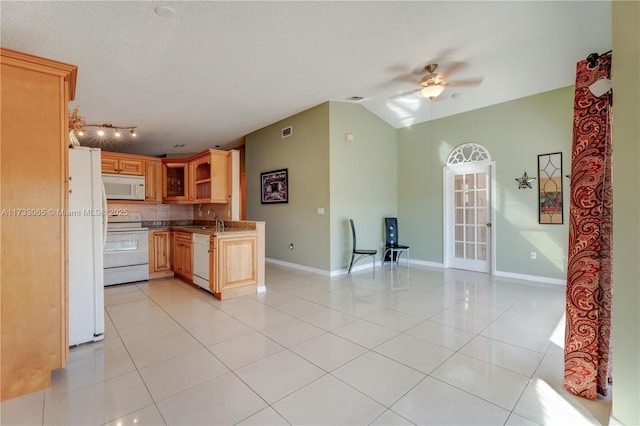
144, 220, 259, 236
170, 225, 257, 236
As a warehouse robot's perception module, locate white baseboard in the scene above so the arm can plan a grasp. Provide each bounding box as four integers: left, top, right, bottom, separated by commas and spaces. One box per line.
494, 270, 566, 286
266, 257, 566, 286
407, 259, 445, 269
265, 258, 382, 277
265, 258, 332, 276
609, 416, 624, 426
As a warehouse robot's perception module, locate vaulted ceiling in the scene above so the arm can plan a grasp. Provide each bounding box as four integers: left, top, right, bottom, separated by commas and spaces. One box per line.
1, 1, 611, 157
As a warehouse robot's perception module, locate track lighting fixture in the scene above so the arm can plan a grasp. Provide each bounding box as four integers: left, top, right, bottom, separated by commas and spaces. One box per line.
78, 123, 139, 140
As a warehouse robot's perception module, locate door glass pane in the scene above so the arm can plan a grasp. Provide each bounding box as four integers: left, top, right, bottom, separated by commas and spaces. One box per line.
465, 209, 475, 224
477, 208, 487, 224
477, 191, 486, 207
455, 209, 464, 225
465, 174, 475, 190
478, 243, 487, 260
455, 243, 464, 258
455, 192, 463, 207
466, 226, 475, 242
478, 226, 487, 243
477, 172, 486, 189
465, 191, 475, 207
455, 226, 464, 241
465, 243, 475, 259
454, 175, 464, 190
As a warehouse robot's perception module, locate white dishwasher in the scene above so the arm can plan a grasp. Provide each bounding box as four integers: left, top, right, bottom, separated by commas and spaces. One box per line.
192, 233, 210, 290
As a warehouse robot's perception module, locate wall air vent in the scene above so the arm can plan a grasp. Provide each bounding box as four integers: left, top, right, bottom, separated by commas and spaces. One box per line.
281, 125, 293, 139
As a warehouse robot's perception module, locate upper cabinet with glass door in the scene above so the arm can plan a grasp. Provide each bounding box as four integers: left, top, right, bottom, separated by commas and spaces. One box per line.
162, 159, 190, 203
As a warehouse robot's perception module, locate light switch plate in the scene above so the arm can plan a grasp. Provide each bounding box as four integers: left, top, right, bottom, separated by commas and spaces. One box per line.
317, 208, 324, 215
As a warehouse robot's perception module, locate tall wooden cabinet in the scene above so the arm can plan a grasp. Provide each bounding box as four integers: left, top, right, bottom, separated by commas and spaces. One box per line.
145, 158, 162, 203
173, 231, 193, 281
149, 229, 172, 279
0, 48, 77, 401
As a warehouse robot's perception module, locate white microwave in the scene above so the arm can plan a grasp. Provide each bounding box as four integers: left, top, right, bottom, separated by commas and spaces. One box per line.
102, 174, 145, 200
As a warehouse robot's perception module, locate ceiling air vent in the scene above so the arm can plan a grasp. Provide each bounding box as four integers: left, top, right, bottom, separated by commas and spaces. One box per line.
281, 125, 293, 139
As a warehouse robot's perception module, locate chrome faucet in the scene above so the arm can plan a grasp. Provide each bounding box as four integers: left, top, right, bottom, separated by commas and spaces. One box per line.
207, 209, 224, 231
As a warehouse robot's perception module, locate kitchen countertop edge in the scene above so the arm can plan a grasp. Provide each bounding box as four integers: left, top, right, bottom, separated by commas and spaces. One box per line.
169, 226, 258, 236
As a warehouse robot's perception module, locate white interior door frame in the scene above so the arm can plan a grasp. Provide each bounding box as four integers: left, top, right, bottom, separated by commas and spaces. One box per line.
443, 143, 496, 275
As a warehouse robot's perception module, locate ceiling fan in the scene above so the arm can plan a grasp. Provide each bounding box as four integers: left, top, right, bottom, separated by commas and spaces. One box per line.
395, 62, 483, 101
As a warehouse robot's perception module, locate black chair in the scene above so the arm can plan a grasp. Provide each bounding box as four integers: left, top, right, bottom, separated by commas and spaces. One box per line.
347, 219, 377, 276
382, 217, 410, 268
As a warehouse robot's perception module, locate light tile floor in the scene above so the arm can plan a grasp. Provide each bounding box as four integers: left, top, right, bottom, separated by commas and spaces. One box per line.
1, 264, 612, 425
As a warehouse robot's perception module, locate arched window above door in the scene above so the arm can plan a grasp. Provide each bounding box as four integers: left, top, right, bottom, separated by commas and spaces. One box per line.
447, 143, 491, 165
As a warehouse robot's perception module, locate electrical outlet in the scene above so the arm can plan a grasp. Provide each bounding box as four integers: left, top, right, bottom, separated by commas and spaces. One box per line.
289, 243, 294, 250
531, 251, 537, 260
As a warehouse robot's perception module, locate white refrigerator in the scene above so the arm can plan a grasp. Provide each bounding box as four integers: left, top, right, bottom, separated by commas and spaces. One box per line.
68, 146, 106, 346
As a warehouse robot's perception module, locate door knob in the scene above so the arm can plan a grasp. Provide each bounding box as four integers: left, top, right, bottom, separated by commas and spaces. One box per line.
486, 223, 492, 228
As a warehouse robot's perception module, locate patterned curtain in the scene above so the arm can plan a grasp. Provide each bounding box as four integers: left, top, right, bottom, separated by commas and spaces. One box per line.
564, 51, 613, 399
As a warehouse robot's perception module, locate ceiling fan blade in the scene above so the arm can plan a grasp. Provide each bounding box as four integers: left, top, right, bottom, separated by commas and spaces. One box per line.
390, 88, 421, 99
439, 62, 469, 79
446, 78, 484, 87
394, 74, 421, 84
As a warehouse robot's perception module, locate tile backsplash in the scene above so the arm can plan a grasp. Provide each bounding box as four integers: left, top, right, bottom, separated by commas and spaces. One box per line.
193, 203, 231, 222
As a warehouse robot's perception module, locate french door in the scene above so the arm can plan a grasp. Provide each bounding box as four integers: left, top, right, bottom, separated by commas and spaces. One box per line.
444, 162, 494, 273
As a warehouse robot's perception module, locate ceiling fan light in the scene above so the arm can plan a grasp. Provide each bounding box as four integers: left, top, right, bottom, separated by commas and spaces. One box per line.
420, 84, 445, 100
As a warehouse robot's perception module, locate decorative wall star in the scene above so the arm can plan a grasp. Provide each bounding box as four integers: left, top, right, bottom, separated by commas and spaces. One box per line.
516, 171, 536, 189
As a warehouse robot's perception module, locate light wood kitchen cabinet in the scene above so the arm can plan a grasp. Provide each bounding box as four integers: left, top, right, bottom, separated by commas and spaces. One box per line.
173, 231, 193, 280
162, 159, 191, 203
192, 149, 231, 204
162, 149, 231, 205
101, 151, 144, 176
209, 233, 258, 300
145, 158, 162, 203
1, 48, 76, 401
149, 229, 172, 279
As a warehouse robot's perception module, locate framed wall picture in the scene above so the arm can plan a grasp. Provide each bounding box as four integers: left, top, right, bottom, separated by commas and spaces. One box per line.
261, 168, 288, 204
538, 152, 563, 224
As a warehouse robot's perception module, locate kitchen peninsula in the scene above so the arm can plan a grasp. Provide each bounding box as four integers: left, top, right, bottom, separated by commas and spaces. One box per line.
150, 221, 265, 300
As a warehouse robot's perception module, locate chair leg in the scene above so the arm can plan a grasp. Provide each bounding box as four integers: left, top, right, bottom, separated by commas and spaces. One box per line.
347, 254, 356, 275
371, 255, 375, 277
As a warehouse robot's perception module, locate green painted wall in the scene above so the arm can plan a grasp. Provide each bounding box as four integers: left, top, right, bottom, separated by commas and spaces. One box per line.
612, 1, 640, 424
329, 101, 397, 271
245, 101, 396, 273
397, 87, 574, 279
245, 103, 331, 270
